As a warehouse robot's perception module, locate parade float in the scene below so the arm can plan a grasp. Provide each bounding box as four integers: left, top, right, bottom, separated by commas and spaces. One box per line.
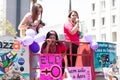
0, 29, 99, 80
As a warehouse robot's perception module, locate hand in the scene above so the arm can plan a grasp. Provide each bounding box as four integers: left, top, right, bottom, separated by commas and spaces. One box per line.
38, 24, 44, 28
29, 20, 39, 27
46, 39, 52, 46
34, 20, 39, 26
76, 18, 79, 23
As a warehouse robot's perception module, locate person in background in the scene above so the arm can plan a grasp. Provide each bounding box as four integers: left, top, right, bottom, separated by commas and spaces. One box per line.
41, 30, 68, 78
112, 76, 118, 80
63, 10, 80, 67
107, 64, 118, 80
18, 3, 45, 37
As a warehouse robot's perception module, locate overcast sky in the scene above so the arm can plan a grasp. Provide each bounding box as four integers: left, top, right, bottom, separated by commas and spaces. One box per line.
38, 0, 91, 26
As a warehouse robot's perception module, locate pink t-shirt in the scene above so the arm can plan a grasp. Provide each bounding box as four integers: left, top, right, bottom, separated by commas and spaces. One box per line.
64, 21, 79, 43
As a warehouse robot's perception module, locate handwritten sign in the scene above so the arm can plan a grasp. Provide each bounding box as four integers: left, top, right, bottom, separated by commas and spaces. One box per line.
68, 67, 91, 80
38, 54, 62, 80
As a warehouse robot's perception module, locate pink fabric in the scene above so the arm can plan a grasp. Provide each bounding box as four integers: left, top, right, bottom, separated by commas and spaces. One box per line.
64, 21, 79, 43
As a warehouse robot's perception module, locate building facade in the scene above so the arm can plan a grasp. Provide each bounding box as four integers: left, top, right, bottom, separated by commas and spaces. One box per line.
90, 0, 120, 56
0, 0, 6, 36
0, 0, 30, 36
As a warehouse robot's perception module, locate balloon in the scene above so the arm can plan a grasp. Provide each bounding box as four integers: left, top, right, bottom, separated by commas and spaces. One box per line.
90, 41, 98, 50
30, 41, 40, 53
34, 34, 45, 43
22, 36, 34, 46
26, 29, 36, 38
84, 34, 92, 42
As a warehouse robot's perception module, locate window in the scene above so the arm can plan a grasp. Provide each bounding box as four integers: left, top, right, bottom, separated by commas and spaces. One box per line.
101, 0, 106, 9
92, 3, 95, 11
101, 34, 106, 41
92, 19, 95, 27
102, 17, 105, 25
112, 15, 116, 23
112, 0, 115, 7
112, 32, 117, 42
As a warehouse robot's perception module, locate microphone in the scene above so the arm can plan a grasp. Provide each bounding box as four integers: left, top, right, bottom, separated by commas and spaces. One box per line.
76, 18, 79, 22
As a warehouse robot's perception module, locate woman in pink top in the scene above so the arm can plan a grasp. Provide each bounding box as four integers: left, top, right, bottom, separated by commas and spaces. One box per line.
41, 30, 68, 76
63, 10, 80, 67
18, 3, 45, 37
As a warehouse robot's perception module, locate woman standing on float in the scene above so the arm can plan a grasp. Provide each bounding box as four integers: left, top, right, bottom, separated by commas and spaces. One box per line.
63, 10, 80, 67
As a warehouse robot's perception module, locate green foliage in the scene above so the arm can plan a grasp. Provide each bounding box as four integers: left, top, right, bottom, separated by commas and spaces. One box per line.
0, 19, 17, 36
6, 20, 17, 36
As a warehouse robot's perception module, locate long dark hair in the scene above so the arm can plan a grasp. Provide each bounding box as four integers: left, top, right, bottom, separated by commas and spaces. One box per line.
68, 10, 79, 18
113, 76, 118, 80
46, 30, 58, 40
43, 30, 60, 47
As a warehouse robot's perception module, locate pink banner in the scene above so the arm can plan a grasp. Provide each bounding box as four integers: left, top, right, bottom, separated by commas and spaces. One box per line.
38, 54, 62, 80
68, 67, 91, 80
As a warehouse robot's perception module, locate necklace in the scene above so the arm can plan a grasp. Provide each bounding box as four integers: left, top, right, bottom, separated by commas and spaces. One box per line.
50, 45, 56, 53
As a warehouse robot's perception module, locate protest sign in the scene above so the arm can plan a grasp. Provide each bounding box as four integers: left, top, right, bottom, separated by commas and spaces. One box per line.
68, 67, 91, 80
39, 54, 62, 80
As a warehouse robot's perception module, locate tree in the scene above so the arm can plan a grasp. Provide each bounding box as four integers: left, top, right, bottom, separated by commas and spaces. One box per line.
0, 19, 17, 36
6, 20, 17, 36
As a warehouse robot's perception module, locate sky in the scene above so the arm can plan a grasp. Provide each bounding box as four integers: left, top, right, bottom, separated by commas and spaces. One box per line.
38, 0, 91, 26
37, 0, 91, 36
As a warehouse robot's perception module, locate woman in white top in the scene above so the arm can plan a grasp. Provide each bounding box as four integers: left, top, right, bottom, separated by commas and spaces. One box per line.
18, 3, 45, 37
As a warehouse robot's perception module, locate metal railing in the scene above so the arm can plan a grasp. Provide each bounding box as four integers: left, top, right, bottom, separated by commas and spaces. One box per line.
29, 40, 96, 80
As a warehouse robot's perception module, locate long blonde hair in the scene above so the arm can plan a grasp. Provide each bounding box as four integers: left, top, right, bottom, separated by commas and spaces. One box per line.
32, 3, 43, 22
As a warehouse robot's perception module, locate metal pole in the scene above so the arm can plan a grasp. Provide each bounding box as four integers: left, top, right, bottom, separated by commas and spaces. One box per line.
69, 0, 71, 13
16, 0, 21, 37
